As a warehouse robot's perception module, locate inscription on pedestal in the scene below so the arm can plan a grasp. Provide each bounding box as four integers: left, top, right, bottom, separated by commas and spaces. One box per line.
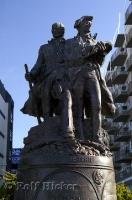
35, 171, 98, 200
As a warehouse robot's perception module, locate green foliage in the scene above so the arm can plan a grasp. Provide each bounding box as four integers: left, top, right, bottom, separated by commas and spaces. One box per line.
0, 171, 17, 200
116, 184, 132, 200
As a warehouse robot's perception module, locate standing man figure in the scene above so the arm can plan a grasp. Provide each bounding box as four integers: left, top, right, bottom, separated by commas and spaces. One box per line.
65, 16, 115, 143
22, 22, 74, 137
22, 23, 65, 119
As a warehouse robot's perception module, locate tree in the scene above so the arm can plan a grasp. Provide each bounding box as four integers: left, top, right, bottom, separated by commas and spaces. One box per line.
116, 184, 132, 200
0, 171, 16, 200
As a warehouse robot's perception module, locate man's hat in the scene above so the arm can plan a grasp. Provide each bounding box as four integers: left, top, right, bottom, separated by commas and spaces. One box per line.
74, 16, 93, 29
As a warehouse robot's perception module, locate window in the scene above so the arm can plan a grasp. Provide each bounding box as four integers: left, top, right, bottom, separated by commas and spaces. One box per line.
120, 47, 124, 52
0, 109, 5, 119
0, 153, 4, 158
122, 105, 127, 110
121, 66, 125, 71
122, 85, 127, 90
0, 131, 4, 138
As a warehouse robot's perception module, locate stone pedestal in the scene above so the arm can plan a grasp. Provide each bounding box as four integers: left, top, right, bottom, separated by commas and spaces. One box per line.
15, 118, 117, 200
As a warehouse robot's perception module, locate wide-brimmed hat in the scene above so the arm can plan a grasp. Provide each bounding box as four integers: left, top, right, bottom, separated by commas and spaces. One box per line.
74, 16, 93, 29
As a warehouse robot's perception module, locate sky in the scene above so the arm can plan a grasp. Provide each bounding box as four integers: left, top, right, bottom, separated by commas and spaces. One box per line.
0, 0, 129, 148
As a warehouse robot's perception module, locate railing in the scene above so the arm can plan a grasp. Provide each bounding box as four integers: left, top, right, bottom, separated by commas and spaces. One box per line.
120, 145, 132, 157
114, 151, 121, 162
112, 66, 127, 81
113, 84, 128, 97
126, 56, 132, 71
116, 165, 132, 181
108, 122, 120, 135
113, 103, 129, 122
105, 71, 113, 83
126, 27, 132, 46
125, 2, 132, 24
111, 48, 127, 63
127, 103, 132, 113
114, 34, 125, 47
128, 81, 132, 95
110, 138, 120, 151
116, 104, 128, 115
102, 118, 112, 129
115, 128, 132, 141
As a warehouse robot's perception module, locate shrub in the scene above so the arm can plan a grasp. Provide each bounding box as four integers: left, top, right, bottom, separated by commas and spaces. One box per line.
0, 171, 17, 200
116, 184, 132, 200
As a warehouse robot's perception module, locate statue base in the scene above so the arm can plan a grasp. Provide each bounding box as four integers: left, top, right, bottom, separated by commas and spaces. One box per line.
15, 117, 117, 200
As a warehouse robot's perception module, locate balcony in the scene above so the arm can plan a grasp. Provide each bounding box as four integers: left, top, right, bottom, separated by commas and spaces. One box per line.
114, 163, 121, 170
128, 81, 132, 95
126, 145, 132, 158
127, 103, 132, 116
109, 125, 119, 135
113, 155, 121, 170
116, 166, 132, 182
126, 56, 132, 71
105, 71, 113, 87
114, 34, 125, 47
115, 145, 132, 163
112, 67, 128, 84
114, 162, 121, 171
125, 2, 132, 25
102, 118, 111, 130
114, 151, 122, 163
115, 126, 132, 142
102, 119, 119, 135
110, 139, 120, 152
113, 84, 128, 103
111, 48, 127, 67
126, 28, 132, 47
113, 104, 129, 122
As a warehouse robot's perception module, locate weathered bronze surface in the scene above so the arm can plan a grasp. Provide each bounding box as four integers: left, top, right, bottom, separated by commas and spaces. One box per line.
15, 17, 117, 200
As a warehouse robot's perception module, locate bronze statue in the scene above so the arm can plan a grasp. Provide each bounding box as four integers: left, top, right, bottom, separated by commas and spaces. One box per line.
22, 17, 115, 143
15, 17, 117, 200
65, 16, 115, 143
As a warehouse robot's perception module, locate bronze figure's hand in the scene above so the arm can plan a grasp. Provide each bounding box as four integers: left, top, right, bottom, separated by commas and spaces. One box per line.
95, 41, 107, 52
25, 72, 31, 81
104, 42, 112, 53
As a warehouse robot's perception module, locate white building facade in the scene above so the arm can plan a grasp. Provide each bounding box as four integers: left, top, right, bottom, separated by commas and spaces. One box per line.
105, 1, 132, 188
0, 80, 14, 179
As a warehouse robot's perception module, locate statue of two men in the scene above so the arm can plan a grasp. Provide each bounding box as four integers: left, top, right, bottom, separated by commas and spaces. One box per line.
21, 16, 116, 144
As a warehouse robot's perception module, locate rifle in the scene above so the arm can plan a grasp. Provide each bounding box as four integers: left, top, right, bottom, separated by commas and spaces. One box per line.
24, 64, 42, 124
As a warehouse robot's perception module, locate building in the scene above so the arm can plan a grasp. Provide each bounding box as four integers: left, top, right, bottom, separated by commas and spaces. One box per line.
11, 148, 22, 173
0, 80, 14, 179
105, 1, 132, 188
